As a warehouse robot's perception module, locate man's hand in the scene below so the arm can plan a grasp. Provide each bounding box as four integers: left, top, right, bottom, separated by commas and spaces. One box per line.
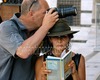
42, 8, 59, 30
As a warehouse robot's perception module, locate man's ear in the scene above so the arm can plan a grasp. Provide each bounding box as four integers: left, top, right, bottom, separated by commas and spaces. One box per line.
28, 10, 34, 16
28, 11, 35, 21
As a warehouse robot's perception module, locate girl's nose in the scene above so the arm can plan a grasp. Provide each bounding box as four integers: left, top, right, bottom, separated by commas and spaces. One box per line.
57, 37, 62, 43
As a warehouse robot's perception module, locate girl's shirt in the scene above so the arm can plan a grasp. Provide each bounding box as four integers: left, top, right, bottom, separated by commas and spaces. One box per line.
43, 50, 81, 80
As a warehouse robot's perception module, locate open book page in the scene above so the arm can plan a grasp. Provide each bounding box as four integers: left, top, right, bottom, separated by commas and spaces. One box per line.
60, 49, 66, 57
63, 51, 72, 79
46, 60, 62, 80
47, 50, 71, 59
46, 50, 72, 80
61, 50, 72, 59
47, 56, 61, 59
46, 49, 67, 59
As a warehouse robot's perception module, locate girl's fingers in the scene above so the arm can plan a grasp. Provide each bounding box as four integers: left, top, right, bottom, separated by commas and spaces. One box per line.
43, 62, 46, 68
43, 69, 51, 74
42, 61, 51, 75
68, 60, 75, 67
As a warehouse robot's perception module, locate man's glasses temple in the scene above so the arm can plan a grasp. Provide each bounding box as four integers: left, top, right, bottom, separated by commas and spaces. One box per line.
29, 0, 37, 10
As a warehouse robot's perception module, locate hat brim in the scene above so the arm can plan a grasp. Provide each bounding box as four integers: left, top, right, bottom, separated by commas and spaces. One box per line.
47, 31, 79, 37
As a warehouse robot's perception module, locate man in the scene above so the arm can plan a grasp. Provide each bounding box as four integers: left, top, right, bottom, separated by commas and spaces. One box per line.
0, 0, 59, 80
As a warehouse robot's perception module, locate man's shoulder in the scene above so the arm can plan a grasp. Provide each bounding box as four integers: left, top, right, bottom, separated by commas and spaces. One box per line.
0, 20, 10, 25
0, 20, 18, 32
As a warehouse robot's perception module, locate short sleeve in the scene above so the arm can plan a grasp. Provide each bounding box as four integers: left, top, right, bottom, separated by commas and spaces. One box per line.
0, 21, 24, 56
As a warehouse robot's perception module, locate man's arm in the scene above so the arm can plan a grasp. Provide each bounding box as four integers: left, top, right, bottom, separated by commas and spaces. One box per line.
16, 9, 59, 59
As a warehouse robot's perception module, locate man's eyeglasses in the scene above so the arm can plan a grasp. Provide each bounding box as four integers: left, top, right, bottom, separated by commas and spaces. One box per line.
29, 0, 37, 11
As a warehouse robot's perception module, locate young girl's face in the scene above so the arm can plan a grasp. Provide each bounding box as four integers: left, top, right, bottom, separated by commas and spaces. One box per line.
49, 35, 70, 52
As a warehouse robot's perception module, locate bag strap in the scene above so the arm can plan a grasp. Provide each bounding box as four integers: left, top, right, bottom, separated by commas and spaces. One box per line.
10, 19, 27, 40
72, 54, 81, 71
10, 19, 20, 31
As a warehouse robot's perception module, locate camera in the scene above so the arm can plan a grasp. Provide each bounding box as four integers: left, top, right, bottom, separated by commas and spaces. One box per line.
48, 6, 77, 18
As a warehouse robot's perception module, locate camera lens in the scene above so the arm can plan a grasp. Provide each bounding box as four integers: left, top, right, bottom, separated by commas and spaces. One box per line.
55, 7, 77, 18
47, 7, 77, 18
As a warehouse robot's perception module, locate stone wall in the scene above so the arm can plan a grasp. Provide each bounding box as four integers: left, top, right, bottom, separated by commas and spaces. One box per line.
57, 0, 80, 26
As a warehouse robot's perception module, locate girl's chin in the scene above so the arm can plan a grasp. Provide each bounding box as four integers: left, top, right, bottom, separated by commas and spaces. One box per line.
55, 48, 65, 51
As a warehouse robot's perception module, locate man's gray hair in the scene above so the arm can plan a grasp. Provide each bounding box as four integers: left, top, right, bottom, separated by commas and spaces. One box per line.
21, 0, 40, 15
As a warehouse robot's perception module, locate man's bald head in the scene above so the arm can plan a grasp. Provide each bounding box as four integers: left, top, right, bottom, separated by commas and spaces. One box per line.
21, 0, 49, 15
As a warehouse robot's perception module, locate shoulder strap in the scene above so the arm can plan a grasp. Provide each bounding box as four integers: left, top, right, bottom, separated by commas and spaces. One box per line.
43, 50, 52, 61
0, 16, 2, 23
10, 19, 20, 31
72, 54, 81, 71
10, 19, 26, 40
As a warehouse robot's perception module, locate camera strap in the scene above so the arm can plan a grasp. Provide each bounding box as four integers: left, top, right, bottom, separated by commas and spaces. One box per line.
10, 19, 20, 31
10, 19, 27, 40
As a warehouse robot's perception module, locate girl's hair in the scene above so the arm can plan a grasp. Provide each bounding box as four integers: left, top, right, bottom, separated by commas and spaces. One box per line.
68, 34, 74, 39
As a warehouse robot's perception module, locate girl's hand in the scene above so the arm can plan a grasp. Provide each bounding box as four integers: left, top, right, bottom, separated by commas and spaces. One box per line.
40, 62, 51, 80
69, 60, 77, 75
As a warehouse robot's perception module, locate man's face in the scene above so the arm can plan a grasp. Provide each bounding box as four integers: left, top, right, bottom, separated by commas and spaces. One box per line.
32, 0, 49, 28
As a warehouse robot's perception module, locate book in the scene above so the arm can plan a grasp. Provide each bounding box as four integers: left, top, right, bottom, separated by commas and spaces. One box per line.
46, 50, 72, 80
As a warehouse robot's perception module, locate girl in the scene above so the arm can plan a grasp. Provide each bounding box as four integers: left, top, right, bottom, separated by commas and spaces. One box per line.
35, 19, 86, 80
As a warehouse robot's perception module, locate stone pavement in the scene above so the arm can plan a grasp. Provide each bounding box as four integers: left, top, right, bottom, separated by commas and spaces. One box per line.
70, 25, 100, 80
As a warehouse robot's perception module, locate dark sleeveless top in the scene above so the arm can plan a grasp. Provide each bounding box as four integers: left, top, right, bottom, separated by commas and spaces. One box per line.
43, 50, 81, 80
